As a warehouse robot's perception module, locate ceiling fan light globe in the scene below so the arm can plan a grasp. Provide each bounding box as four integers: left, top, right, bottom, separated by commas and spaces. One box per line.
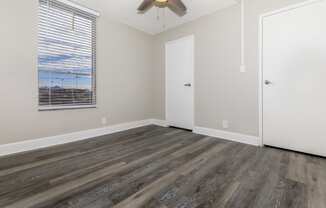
155, 0, 168, 2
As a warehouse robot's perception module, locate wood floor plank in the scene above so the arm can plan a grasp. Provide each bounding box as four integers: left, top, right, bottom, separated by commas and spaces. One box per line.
112, 143, 229, 208
0, 126, 172, 178
53, 134, 213, 208
165, 144, 244, 207
0, 129, 183, 195
0, 130, 190, 206
49, 131, 195, 186
0, 126, 325, 208
158, 146, 264, 208
0, 125, 160, 170
145, 143, 254, 208
3, 141, 186, 208
224, 148, 281, 208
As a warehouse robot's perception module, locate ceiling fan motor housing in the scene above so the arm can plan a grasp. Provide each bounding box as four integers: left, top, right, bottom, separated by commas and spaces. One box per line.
154, 0, 169, 8
138, 0, 187, 16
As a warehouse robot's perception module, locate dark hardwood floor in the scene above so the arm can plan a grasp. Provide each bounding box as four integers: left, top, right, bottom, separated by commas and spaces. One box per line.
0, 125, 325, 208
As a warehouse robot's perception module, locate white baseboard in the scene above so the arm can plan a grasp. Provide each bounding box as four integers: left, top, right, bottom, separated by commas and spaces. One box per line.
0, 119, 154, 157
193, 126, 261, 146
0, 120, 261, 157
150, 119, 169, 127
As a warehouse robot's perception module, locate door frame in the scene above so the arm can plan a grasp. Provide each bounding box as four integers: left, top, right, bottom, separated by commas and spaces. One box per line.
165, 35, 195, 130
258, 0, 323, 146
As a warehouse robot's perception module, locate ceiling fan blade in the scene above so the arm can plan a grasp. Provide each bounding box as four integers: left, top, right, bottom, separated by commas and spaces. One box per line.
167, 0, 187, 16
138, 0, 154, 13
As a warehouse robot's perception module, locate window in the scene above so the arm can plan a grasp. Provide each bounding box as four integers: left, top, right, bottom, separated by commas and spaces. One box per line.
38, 0, 97, 110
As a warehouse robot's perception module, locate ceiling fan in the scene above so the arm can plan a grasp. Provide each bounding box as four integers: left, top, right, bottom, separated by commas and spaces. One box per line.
138, 0, 187, 17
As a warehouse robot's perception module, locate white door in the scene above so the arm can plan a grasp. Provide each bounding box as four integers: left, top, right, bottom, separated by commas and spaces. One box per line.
166, 35, 194, 130
262, 0, 326, 157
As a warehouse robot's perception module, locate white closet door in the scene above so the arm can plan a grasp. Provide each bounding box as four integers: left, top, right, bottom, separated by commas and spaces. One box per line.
166, 36, 194, 130
262, 1, 326, 156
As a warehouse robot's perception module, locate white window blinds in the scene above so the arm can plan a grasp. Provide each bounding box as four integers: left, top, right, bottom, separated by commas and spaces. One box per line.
38, 0, 97, 109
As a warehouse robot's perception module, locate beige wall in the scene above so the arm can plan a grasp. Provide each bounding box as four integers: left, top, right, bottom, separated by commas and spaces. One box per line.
0, 0, 309, 145
0, 0, 154, 145
153, 0, 307, 136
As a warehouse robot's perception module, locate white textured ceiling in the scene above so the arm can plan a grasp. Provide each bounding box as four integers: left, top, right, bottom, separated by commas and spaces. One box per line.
76, 0, 238, 35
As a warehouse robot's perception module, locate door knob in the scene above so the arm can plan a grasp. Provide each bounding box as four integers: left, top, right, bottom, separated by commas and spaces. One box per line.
184, 83, 192, 87
264, 80, 272, 85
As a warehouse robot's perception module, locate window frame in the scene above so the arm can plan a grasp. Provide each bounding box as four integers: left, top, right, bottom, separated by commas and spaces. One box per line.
37, 0, 98, 111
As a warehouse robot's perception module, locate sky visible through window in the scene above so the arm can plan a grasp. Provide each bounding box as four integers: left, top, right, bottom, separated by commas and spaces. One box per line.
38, 53, 92, 90
38, 1, 95, 106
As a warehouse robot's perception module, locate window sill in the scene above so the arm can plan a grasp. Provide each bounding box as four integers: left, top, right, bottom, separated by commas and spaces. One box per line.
38, 105, 97, 111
